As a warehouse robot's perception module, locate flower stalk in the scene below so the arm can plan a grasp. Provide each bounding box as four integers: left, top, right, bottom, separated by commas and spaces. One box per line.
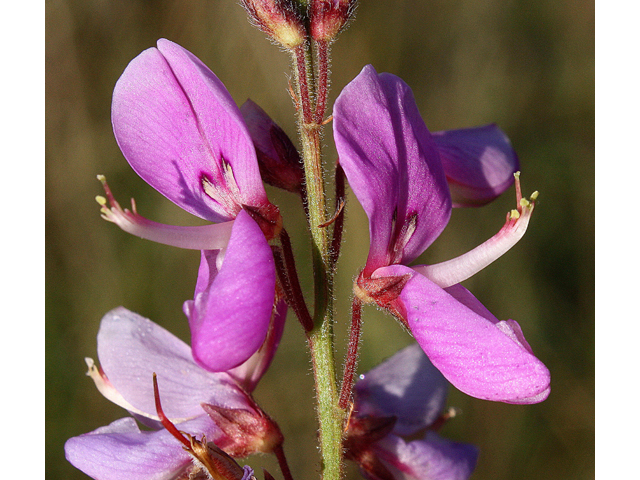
290, 40, 346, 480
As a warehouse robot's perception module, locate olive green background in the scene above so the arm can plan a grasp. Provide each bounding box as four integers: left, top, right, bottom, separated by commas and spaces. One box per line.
46, 0, 594, 478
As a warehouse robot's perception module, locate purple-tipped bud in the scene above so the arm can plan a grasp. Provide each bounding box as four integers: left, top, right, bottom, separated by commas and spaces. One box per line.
202, 403, 284, 458
309, 0, 357, 42
240, 100, 304, 194
241, 0, 307, 49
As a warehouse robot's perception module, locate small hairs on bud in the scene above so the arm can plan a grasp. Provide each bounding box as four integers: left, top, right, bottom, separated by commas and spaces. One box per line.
309, 0, 358, 42
241, 0, 307, 49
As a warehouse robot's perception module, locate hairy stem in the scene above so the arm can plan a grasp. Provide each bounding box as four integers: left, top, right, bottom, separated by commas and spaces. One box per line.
290, 43, 345, 480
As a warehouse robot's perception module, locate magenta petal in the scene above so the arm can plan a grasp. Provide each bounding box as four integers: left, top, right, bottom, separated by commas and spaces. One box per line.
227, 297, 287, 392
65, 416, 217, 480
333, 65, 451, 273
96, 308, 251, 421
186, 210, 276, 372
112, 39, 267, 222
432, 124, 519, 207
373, 432, 478, 480
355, 344, 449, 436
374, 265, 550, 404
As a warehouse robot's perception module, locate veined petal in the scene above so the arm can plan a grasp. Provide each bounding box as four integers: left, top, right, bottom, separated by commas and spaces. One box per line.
96, 308, 251, 422
374, 265, 550, 404
334, 65, 451, 274
227, 297, 288, 392
432, 124, 519, 207
443, 285, 549, 404
355, 344, 449, 436
372, 433, 478, 480
185, 210, 276, 372
65, 416, 218, 480
412, 177, 536, 288
112, 39, 268, 223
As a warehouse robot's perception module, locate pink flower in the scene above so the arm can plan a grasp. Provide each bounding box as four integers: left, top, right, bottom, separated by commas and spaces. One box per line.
333, 65, 550, 404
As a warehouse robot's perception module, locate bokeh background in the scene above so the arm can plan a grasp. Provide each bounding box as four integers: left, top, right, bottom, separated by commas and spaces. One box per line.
46, 0, 594, 478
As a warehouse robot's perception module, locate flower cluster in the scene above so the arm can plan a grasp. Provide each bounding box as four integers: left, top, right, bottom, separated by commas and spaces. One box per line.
66, 2, 551, 479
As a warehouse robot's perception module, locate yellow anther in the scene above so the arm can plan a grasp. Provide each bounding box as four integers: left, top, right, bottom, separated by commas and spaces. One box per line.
510, 209, 521, 220
97, 174, 106, 183
530, 191, 539, 201
519, 198, 531, 209
95, 195, 107, 206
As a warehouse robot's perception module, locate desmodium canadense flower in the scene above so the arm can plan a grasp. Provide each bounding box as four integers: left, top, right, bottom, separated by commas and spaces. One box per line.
97, 39, 294, 371
65, 305, 286, 480
345, 344, 478, 480
101, 38, 283, 245
333, 64, 550, 404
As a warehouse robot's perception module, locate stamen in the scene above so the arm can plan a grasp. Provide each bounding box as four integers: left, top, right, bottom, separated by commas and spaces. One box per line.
97, 175, 234, 250
429, 407, 460, 432
413, 174, 537, 288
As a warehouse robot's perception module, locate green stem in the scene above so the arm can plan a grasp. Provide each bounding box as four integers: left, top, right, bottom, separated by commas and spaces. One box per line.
290, 43, 345, 480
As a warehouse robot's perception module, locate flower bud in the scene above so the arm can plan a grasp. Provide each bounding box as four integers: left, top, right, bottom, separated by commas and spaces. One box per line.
241, 99, 304, 194
308, 0, 358, 42
241, 0, 307, 49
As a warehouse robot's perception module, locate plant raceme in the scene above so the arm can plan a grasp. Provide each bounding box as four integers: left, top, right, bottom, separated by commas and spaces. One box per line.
67, 2, 551, 477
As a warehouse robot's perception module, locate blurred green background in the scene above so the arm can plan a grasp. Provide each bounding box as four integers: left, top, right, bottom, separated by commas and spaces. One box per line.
46, 0, 594, 478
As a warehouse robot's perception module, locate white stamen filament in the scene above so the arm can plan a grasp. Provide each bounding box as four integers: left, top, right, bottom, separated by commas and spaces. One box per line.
413, 184, 536, 288
97, 175, 234, 250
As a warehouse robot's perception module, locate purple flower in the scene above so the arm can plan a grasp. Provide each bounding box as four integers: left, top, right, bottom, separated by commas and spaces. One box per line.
65, 305, 286, 480
345, 344, 479, 480
333, 65, 550, 404
97, 39, 290, 370
102, 38, 283, 245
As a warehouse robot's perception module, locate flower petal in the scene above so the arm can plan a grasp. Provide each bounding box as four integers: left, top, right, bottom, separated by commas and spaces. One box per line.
227, 296, 288, 392
112, 39, 267, 222
64, 416, 217, 480
96, 308, 251, 421
372, 432, 478, 480
355, 344, 449, 436
333, 65, 451, 273
185, 210, 276, 372
432, 124, 519, 207
373, 265, 550, 404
